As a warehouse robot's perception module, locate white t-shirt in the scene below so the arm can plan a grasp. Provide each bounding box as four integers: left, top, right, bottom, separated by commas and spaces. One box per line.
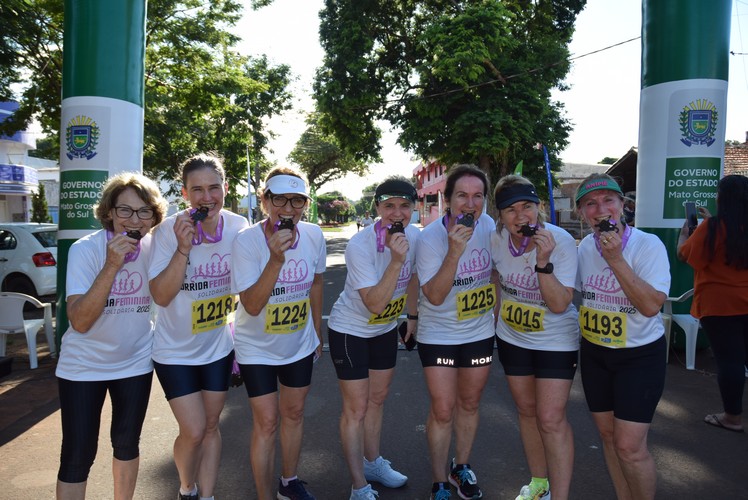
56, 230, 154, 381
416, 213, 496, 345
328, 222, 420, 337
231, 221, 326, 364
576, 228, 670, 349
361, 216, 375, 228
149, 210, 248, 365
492, 223, 579, 351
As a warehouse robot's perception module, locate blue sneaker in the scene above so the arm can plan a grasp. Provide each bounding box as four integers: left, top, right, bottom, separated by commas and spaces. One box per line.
277, 478, 315, 500
431, 481, 452, 500
448, 459, 482, 499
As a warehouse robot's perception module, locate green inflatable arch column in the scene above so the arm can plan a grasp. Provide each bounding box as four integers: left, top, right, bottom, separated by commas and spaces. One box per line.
56, 0, 147, 344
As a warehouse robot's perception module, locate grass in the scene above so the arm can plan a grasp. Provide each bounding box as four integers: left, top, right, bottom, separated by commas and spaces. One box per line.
319, 222, 354, 232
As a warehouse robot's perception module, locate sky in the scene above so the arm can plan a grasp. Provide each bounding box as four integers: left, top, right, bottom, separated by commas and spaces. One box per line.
235, 0, 748, 198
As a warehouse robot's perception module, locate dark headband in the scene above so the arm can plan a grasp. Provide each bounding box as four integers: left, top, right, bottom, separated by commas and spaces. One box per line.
495, 183, 540, 210
375, 179, 417, 203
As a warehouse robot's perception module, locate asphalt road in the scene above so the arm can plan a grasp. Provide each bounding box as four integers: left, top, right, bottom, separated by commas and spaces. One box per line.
1, 223, 747, 499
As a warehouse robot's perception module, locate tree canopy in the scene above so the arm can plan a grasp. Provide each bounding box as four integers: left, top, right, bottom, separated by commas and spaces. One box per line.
1, 0, 294, 199
288, 112, 369, 193
314, 0, 586, 194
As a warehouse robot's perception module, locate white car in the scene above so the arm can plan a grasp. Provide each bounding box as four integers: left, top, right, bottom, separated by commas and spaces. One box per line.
0, 223, 58, 297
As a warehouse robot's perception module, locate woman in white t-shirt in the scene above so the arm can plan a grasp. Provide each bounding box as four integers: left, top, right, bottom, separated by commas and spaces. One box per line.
575, 174, 670, 500
415, 165, 495, 500
328, 177, 420, 500
491, 175, 579, 500
231, 168, 325, 500
56, 172, 168, 500
149, 154, 248, 500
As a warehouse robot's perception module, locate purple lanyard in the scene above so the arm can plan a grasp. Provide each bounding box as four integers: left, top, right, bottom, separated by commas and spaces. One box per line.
263, 219, 299, 250
375, 220, 388, 252
594, 222, 632, 255
106, 231, 141, 263
192, 215, 224, 245
508, 234, 531, 257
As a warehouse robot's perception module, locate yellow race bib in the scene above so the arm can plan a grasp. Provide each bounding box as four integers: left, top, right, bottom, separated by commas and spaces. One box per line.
368, 294, 407, 325
265, 298, 310, 334
456, 284, 497, 321
191, 294, 236, 335
579, 305, 627, 347
501, 299, 546, 333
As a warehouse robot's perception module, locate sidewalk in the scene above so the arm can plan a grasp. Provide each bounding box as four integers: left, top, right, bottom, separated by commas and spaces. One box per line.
1, 226, 747, 499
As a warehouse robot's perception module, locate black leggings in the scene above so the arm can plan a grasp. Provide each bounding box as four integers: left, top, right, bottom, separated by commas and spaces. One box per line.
57, 372, 153, 484
700, 314, 748, 416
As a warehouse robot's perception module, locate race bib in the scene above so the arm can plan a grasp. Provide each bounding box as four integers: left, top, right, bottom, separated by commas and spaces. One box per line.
501, 300, 546, 333
579, 305, 627, 347
191, 294, 236, 335
265, 298, 310, 334
456, 284, 497, 321
368, 294, 407, 325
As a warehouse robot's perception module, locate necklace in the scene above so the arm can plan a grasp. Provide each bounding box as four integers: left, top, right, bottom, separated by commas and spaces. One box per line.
192, 214, 224, 245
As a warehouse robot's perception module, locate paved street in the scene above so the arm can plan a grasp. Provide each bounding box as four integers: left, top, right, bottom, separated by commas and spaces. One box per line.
1, 222, 747, 499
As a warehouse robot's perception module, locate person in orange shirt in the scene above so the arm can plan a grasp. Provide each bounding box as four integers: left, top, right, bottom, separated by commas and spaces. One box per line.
678, 175, 748, 433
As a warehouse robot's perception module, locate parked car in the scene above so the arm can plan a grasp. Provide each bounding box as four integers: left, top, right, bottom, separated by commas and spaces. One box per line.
0, 223, 58, 297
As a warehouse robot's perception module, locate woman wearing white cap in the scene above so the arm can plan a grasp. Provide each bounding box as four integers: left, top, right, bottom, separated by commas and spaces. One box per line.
149, 153, 249, 500
491, 175, 578, 500
328, 176, 420, 500
575, 173, 670, 500
231, 167, 325, 500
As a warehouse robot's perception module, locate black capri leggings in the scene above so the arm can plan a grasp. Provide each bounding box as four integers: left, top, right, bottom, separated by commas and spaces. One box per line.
57, 372, 153, 484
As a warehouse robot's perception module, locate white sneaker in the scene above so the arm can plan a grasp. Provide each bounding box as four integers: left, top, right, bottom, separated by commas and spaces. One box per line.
350, 484, 379, 500
363, 456, 408, 488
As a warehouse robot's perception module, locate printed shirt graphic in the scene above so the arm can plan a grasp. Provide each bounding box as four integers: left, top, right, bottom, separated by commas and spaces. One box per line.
492, 223, 579, 352
576, 228, 670, 349
416, 213, 496, 345
231, 221, 326, 364
328, 223, 420, 338
149, 210, 248, 365
56, 230, 154, 381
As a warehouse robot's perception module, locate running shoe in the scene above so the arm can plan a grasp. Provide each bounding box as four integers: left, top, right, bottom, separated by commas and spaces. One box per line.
431, 481, 452, 500
177, 491, 198, 500
363, 456, 408, 488
277, 478, 316, 500
448, 459, 483, 499
515, 482, 551, 500
349, 483, 379, 500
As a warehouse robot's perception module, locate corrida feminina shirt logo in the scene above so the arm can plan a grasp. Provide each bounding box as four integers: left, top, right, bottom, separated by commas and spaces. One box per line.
65, 115, 100, 160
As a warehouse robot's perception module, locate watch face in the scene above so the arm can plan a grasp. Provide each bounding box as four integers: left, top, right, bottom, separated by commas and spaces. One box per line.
535, 263, 553, 274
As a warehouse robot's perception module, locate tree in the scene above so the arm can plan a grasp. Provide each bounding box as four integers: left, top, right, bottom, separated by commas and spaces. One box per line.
316, 191, 354, 224
31, 183, 52, 223
599, 157, 618, 165
354, 182, 378, 216
1, 0, 294, 200
314, 0, 585, 195
288, 112, 369, 193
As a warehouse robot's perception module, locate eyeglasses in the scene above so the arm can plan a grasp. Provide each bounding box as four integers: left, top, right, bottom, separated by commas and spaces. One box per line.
113, 205, 155, 220
270, 195, 307, 209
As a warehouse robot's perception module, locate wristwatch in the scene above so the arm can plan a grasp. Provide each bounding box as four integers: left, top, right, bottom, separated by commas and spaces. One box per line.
534, 262, 554, 274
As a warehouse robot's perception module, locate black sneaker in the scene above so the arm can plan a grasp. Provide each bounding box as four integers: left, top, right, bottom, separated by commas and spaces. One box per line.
177, 491, 198, 500
277, 478, 316, 500
448, 459, 482, 499
431, 481, 452, 500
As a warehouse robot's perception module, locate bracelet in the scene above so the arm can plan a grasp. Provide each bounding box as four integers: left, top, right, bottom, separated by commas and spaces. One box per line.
176, 248, 189, 258
407, 313, 419, 320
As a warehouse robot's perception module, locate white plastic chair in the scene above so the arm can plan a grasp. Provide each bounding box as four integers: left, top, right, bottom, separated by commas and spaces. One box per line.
0, 292, 56, 369
662, 288, 700, 370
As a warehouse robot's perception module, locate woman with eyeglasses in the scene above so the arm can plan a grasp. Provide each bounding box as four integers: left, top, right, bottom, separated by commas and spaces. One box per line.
55, 172, 168, 500
230, 167, 325, 500
148, 153, 248, 500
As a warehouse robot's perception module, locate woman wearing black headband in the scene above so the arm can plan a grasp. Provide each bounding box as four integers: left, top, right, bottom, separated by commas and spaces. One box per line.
327, 176, 420, 500
491, 175, 579, 500
575, 173, 670, 500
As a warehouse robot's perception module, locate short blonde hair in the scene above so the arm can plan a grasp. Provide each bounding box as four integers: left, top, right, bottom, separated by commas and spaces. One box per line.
94, 172, 168, 231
